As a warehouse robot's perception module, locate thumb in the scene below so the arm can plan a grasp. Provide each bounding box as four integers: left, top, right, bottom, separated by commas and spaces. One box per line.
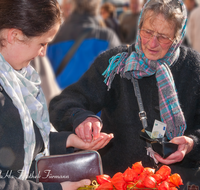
170, 136, 186, 145
75, 179, 91, 188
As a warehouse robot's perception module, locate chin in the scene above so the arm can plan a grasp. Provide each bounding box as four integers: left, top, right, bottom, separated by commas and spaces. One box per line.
146, 54, 159, 61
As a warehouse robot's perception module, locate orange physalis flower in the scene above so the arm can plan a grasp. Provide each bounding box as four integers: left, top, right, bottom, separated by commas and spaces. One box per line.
156, 165, 171, 181
169, 173, 183, 187
132, 161, 144, 174
152, 173, 162, 184
135, 171, 148, 188
123, 167, 138, 182
111, 172, 127, 190
96, 174, 111, 185
158, 181, 170, 190
143, 167, 155, 175
96, 181, 113, 190
143, 175, 157, 188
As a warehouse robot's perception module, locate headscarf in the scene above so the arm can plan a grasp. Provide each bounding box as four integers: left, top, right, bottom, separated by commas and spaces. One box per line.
0, 54, 51, 180
102, 0, 187, 140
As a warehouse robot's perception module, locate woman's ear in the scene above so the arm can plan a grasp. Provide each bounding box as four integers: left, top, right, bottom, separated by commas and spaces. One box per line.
7, 28, 24, 44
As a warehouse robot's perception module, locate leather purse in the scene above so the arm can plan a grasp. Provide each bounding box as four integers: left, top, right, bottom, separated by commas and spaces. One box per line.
35, 150, 103, 183
140, 129, 178, 158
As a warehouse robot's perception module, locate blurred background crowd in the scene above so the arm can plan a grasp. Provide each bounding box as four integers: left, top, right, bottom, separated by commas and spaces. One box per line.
32, 0, 200, 108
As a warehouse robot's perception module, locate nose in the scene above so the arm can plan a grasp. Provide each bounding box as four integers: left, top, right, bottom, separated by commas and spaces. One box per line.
148, 35, 159, 48
39, 45, 47, 57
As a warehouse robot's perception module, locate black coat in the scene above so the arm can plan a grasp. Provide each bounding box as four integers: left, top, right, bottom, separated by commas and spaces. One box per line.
0, 85, 73, 190
49, 44, 200, 185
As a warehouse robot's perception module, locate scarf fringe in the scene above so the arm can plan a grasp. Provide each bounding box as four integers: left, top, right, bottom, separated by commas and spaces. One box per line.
102, 53, 128, 90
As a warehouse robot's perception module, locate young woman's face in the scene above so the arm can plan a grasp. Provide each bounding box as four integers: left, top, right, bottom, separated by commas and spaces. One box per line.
5, 23, 60, 70
140, 12, 175, 60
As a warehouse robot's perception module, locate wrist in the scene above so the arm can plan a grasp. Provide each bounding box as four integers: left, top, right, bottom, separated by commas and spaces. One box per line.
66, 134, 75, 148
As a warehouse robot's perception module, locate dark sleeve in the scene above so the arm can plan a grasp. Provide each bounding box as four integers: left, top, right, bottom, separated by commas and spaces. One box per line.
178, 47, 200, 163
185, 103, 200, 162
49, 45, 127, 132
0, 178, 62, 190
49, 131, 74, 155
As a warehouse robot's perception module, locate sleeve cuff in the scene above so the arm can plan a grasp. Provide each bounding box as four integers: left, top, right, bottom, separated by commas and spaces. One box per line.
49, 131, 74, 155
185, 135, 200, 161
42, 182, 62, 190
73, 110, 102, 131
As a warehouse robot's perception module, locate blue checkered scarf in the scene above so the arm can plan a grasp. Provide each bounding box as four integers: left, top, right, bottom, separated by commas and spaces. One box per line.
103, 0, 187, 140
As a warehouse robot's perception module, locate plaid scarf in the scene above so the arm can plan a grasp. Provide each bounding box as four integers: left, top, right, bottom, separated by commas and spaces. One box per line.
103, 0, 187, 140
0, 54, 51, 180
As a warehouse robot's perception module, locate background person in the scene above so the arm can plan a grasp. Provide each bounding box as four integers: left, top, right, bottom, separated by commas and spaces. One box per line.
31, 56, 61, 107
100, 2, 121, 37
186, 5, 200, 53
119, 0, 144, 44
0, 0, 113, 190
47, 0, 121, 89
49, 0, 200, 188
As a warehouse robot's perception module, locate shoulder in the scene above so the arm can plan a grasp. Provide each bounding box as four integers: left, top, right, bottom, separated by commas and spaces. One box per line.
176, 46, 200, 75
179, 45, 200, 64
95, 44, 128, 63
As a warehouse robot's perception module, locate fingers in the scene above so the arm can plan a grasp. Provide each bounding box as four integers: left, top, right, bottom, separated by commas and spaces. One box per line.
86, 133, 114, 150
61, 179, 91, 190
74, 179, 91, 189
154, 149, 185, 165
75, 117, 102, 143
92, 121, 102, 140
75, 122, 93, 143
170, 136, 194, 154
154, 140, 187, 165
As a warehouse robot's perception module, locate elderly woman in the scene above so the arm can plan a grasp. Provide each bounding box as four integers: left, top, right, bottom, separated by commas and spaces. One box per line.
49, 0, 200, 187
0, 0, 113, 190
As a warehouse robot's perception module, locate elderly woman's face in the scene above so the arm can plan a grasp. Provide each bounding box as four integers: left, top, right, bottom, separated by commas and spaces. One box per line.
140, 12, 175, 60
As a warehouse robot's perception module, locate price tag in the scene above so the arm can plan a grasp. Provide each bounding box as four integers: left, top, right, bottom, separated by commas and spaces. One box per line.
151, 120, 166, 139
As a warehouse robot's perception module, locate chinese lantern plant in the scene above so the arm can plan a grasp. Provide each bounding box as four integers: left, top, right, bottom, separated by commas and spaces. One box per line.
78, 162, 183, 190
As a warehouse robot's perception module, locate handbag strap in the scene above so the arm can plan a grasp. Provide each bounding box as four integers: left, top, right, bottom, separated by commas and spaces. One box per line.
55, 28, 92, 77
128, 45, 154, 152
127, 45, 148, 129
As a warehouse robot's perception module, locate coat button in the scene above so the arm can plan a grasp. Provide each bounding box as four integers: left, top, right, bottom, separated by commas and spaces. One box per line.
0, 86, 3, 92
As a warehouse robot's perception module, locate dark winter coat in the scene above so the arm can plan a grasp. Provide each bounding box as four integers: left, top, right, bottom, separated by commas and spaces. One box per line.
0, 84, 73, 190
49, 44, 200, 186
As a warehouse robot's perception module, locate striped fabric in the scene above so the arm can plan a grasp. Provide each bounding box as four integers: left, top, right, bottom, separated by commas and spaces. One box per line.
103, 0, 187, 140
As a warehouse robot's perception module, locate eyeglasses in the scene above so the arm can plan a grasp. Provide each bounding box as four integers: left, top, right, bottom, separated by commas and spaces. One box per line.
140, 28, 174, 44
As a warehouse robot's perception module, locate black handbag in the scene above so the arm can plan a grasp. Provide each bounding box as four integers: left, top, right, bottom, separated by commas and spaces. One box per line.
35, 150, 103, 183
140, 129, 178, 158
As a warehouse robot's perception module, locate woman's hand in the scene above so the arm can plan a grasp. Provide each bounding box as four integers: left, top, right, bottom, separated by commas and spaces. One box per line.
154, 136, 194, 165
75, 117, 102, 143
61, 179, 91, 190
66, 133, 114, 151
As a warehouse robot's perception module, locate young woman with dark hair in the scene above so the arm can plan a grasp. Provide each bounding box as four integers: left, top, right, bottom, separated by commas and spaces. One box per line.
0, 0, 113, 190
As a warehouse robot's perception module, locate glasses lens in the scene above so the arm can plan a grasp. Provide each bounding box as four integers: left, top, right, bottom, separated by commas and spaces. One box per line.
140, 29, 152, 38
157, 36, 172, 44
140, 29, 172, 44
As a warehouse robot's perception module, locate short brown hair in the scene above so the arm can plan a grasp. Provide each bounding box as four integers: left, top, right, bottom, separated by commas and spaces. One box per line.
101, 2, 116, 18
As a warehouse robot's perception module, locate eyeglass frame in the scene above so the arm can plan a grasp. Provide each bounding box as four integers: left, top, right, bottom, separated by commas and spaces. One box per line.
139, 28, 174, 44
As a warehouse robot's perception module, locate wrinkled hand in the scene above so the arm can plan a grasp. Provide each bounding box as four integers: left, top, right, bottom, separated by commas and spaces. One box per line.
61, 179, 91, 190
75, 117, 102, 143
66, 133, 114, 151
154, 136, 194, 165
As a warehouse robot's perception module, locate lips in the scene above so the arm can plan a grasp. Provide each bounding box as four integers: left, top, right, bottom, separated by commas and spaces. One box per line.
147, 48, 159, 54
